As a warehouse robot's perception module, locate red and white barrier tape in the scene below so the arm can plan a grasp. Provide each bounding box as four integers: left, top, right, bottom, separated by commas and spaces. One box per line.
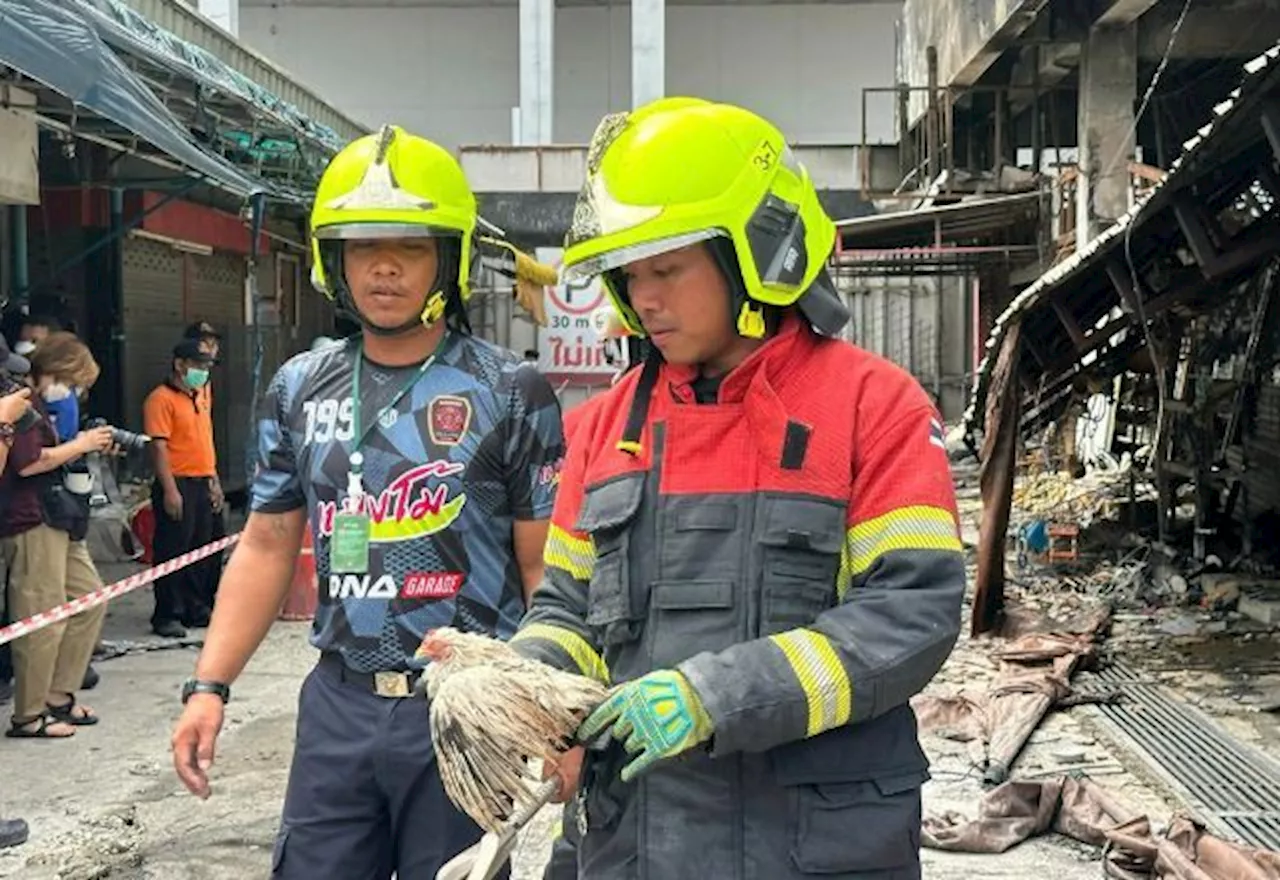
0, 532, 241, 647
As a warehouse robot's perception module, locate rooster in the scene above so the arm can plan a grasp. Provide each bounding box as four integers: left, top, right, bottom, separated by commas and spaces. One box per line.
418, 627, 609, 832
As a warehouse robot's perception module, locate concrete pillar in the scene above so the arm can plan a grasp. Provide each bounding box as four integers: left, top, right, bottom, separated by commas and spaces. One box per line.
632, 0, 665, 108
517, 0, 554, 144
197, 0, 239, 36
1076, 23, 1137, 246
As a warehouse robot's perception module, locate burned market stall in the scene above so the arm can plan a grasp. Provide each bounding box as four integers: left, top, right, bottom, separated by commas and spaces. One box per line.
964, 43, 1280, 636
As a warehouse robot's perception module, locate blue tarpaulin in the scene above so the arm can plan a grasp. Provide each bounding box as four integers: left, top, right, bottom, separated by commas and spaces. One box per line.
0, 0, 314, 202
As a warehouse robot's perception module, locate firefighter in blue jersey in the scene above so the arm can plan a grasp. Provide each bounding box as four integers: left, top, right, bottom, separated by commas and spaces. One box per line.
169, 125, 565, 880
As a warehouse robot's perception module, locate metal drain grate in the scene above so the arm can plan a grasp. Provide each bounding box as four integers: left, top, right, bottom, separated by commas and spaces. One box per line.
1079, 662, 1280, 851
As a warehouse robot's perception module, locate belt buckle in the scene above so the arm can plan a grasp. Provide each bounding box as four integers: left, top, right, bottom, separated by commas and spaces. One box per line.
374, 671, 411, 698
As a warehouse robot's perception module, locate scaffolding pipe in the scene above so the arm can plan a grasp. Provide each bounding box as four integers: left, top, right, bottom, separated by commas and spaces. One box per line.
926, 46, 940, 183
244, 191, 268, 491
107, 187, 125, 426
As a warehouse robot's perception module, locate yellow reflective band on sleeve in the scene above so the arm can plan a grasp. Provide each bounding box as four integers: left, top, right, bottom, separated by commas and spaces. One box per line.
510, 623, 610, 684
544, 524, 595, 581
844, 505, 962, 582
550, 818, 564, 841
769, 628, 853, 737
837, 540, 853, 602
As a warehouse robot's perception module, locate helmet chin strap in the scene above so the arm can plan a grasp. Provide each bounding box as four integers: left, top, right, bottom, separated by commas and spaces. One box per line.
336, 251, 452, 338
706, 238, 767, 340
338, 288, 437, 337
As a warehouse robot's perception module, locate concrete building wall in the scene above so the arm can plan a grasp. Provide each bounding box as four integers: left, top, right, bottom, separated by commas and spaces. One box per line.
896, 0, 1040, 126
459, 143, 873, 192
239, 2, 902, 151
0, 86, 39, 206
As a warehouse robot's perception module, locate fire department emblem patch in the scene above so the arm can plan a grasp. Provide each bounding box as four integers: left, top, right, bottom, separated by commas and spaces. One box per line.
428, 395, 472, 447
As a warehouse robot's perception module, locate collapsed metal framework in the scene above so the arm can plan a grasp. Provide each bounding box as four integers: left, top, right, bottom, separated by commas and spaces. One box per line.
967, 42, 1280, 635
831, 190, 1046, 277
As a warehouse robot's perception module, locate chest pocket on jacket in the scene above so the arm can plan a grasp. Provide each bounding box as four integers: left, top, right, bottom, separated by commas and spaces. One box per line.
757, 496, 845, 637
577, 475, 645, 647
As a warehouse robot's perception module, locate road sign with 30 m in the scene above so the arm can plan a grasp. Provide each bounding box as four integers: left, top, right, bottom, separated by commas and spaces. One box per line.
535, 248, 615, 385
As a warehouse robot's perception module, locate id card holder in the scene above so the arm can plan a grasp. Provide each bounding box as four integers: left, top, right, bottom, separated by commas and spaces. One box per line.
330, 510, 371, 574
332, 457, 371, 575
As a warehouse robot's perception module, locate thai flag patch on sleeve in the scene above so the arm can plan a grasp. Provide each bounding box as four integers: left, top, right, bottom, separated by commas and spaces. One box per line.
929, 418, 946, 450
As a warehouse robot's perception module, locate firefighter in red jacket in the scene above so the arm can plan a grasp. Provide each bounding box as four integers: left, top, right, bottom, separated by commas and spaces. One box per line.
512, 97, 965, 879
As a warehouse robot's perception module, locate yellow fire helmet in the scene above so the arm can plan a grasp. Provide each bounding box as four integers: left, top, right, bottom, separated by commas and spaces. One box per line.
309, 124, 477, 334
562, 97, 848, 340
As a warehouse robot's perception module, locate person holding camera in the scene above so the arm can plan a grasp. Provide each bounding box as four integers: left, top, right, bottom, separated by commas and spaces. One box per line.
0, 356, 35, 843
1, 333, 114, 739
143, 339, 219, 638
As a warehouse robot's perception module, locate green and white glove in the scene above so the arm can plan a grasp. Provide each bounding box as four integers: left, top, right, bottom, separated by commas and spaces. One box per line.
578, 669, 714, 782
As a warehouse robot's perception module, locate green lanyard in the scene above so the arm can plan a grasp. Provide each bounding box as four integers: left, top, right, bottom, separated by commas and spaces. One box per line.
348, 342, 439, 488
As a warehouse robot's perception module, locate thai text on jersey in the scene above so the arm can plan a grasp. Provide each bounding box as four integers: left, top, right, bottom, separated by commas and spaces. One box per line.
310, 125, 478, 333
560, 97, 839, 339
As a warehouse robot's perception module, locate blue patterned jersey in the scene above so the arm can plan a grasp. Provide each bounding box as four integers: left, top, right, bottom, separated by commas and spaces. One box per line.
250, 332, 565, 672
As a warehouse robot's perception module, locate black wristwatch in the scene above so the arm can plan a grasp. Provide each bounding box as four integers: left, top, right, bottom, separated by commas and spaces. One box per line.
181, 678, 231, 705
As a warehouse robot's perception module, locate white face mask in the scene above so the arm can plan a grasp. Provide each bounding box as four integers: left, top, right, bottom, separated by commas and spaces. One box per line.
13, 341, 36, 356
42, 381, 73, 402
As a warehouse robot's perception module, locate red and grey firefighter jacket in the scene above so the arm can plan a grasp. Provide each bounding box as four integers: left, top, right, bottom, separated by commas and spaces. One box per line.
512, 317, 965, 879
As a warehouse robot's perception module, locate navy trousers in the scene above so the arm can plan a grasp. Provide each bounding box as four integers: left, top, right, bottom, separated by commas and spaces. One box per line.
543, 808, 579, 880
272, 656, 508, 880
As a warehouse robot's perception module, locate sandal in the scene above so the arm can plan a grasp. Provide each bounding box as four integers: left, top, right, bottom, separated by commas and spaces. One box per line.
6, 713, 76, 739
46, 696, 98, 726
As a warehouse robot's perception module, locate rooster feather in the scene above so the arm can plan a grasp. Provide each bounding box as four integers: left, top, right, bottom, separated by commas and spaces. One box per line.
420, 627, 609, 832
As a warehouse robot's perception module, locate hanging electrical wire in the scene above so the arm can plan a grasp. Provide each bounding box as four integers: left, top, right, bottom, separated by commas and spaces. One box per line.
1117, 0, 1194, 545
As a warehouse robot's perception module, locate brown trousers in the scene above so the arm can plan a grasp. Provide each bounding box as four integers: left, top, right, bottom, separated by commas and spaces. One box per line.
2, 524, 105, 720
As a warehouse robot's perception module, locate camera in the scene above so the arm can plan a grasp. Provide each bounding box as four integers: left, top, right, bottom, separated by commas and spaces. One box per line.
84, 417, 152, 452
0, 374, 42, 434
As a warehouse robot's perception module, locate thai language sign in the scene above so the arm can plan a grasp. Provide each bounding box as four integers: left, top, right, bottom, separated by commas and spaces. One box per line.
535, 248, 615, 385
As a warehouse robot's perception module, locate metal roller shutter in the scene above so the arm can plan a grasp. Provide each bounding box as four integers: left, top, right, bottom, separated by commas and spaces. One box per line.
121, 237, 183, 438
122, 242, 248, 488
188, 252, 245, 489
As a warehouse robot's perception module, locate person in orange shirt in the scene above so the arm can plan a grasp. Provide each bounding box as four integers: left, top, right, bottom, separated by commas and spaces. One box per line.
143, 340, 220, 638
183, 321, 226, 611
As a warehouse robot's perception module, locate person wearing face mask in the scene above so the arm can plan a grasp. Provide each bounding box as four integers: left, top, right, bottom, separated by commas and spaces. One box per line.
2, 333, 114, 739
182, 321, 226, 612
12, 315, 61, 358
27, 347, 101, 690
0, 339, 37, 711
0, 378, 34, 844
40, 381, 80, 444
143, 339, 219, 638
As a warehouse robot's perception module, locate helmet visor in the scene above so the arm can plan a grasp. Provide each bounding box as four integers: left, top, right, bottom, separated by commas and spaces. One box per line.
565, 173, 667, 251
313, 222, 458, 241
561, 229, 725, 284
